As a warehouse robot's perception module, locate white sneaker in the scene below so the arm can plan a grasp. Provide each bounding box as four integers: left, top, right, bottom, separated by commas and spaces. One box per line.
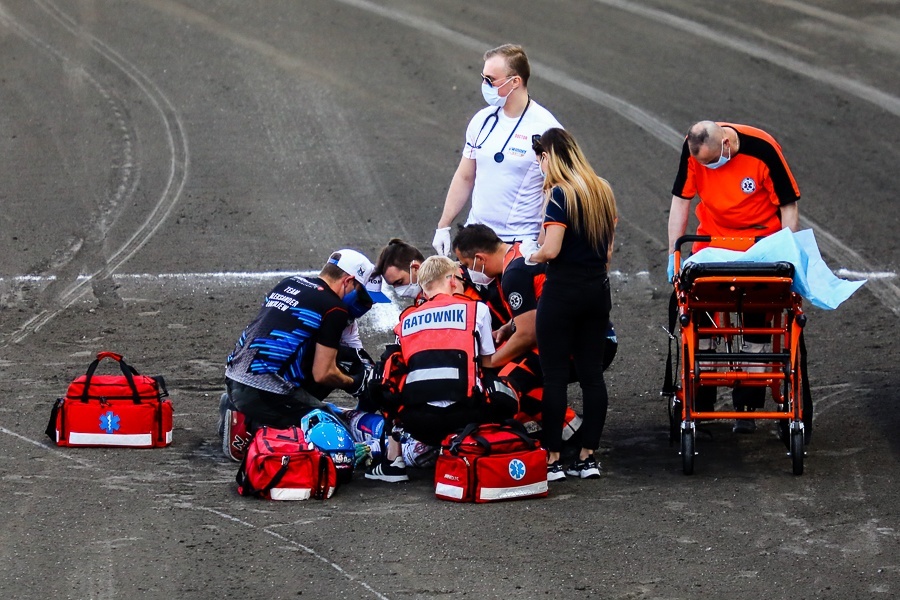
547, 461, 567, 482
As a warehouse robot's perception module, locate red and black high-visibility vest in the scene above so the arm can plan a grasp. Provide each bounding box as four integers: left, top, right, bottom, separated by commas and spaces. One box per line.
393, 293, 481, 406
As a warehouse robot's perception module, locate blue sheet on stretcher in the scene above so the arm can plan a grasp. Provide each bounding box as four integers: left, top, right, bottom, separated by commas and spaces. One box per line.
683, 228, 866, 310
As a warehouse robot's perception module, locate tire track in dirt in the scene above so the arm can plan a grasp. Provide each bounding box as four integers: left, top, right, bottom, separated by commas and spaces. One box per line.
0, 0, 189, 347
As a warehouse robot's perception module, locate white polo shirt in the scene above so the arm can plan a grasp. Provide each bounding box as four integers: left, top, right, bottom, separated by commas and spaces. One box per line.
462, 100, 562, 241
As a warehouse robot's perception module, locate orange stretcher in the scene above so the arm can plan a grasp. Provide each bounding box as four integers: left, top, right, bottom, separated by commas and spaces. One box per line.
661, 235, 812, 475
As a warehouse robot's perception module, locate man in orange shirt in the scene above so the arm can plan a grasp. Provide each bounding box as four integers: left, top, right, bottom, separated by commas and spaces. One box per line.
667, 120, 802, 432
668, 120, 800, 256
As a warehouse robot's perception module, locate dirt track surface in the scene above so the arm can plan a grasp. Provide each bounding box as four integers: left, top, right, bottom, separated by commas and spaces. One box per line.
1, 1, 898, 598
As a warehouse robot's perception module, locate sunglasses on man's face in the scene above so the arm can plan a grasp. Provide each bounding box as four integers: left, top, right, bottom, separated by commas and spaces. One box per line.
481, 73, 516, 88
531, 134, 543, 155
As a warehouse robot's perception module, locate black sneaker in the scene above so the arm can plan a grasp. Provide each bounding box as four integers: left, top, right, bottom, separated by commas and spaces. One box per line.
547, 460, 566, 482
566, 456, 602, 479
365, 456, 409, 483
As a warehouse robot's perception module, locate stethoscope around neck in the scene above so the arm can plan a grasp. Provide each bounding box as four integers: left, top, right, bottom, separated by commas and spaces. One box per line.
466, 98, 532, 163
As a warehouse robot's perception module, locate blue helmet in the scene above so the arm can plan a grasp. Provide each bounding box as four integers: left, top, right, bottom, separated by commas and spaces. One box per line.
300, 410, 355, 452
301, 409, 356, 483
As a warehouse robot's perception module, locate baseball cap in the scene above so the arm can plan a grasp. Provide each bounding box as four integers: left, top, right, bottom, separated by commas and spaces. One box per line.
364, 273, 391, 303
328, 249, 375, 287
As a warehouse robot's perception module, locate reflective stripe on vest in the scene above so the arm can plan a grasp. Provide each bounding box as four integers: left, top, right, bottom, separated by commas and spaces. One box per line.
405, 366, 461, 384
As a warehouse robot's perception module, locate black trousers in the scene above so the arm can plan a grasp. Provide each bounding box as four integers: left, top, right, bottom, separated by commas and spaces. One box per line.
399, 401, 508, 447
535, 272, 611, 453
226, 378, 327, 433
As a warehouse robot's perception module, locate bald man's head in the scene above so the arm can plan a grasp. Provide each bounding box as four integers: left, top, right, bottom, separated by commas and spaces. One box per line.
687, 121, 724, 157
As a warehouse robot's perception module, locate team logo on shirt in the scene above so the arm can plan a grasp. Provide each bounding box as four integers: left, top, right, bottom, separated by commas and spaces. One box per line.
508, 292, 523, 311
741, 177, 757, 194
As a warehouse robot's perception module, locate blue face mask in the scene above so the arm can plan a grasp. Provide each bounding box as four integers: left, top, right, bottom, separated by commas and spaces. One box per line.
342, 288, 373, 319
704, 139, 731, 169
481, 76, 514, 107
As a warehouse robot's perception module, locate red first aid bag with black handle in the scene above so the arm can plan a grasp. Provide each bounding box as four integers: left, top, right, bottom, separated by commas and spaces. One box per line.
46, 351, 173, 448
435, 420, 548, 503
236, 426, 337, 500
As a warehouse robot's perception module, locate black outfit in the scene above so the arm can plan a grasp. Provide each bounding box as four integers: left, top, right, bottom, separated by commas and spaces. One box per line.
535, 187, 612, 453
224, 275, 349, 432
400, 399, 512, 447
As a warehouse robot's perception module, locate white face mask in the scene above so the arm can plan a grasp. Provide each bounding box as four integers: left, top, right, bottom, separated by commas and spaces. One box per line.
394, 282, 421, 299
467, 256, 495, 286
481, 76, 514, 107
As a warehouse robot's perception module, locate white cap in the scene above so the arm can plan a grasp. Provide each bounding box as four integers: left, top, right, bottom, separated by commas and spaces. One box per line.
328, 249, 375, 287
364, 273, 391, 303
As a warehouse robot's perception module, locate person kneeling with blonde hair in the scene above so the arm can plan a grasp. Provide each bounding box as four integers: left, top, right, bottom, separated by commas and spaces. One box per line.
365, 256, 518, 482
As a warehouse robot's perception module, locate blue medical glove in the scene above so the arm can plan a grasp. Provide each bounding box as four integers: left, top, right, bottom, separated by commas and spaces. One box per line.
667, 253, 675, 283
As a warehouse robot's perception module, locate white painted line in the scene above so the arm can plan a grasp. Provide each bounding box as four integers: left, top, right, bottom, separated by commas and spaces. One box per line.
190, 505, 392, 600
836, 269, 896, 280
0, 271, 312, 283
0, 426, 96, 468
3, 267, 882, 284
0, 422, 388, 599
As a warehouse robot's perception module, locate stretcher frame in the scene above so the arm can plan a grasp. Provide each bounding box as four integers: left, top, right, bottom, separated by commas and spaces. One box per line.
665, 235, 808, 475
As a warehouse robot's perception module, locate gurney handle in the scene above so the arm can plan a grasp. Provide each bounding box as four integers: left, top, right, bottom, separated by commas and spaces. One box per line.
673, 234, 766, 254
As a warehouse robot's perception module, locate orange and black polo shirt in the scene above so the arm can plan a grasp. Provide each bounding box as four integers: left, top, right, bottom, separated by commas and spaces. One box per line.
672, 122, 801, 248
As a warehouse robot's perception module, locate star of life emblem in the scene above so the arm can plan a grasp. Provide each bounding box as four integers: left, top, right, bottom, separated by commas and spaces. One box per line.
508, 292, 523, 311
99, 411, 121, 434
741, 177, 757, 193
508, 458, 526, 480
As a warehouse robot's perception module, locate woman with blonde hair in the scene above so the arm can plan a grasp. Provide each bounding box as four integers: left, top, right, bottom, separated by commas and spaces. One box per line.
526, 127, 617, 481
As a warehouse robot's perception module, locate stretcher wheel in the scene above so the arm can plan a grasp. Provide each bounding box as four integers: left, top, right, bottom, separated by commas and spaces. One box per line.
681, 428, 695, 475
790, 427, 804, 475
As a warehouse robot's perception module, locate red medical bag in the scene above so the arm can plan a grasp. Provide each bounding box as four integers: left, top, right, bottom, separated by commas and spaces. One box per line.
47, 351, 173, 448
435, 421, 548, 503
236, 426, 337, 501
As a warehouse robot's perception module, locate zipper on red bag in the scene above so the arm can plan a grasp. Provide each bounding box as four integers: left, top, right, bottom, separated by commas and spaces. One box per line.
463, 456, 474, 502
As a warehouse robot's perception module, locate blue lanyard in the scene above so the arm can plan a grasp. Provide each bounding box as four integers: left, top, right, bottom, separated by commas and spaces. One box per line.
467, 99, 532, 163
